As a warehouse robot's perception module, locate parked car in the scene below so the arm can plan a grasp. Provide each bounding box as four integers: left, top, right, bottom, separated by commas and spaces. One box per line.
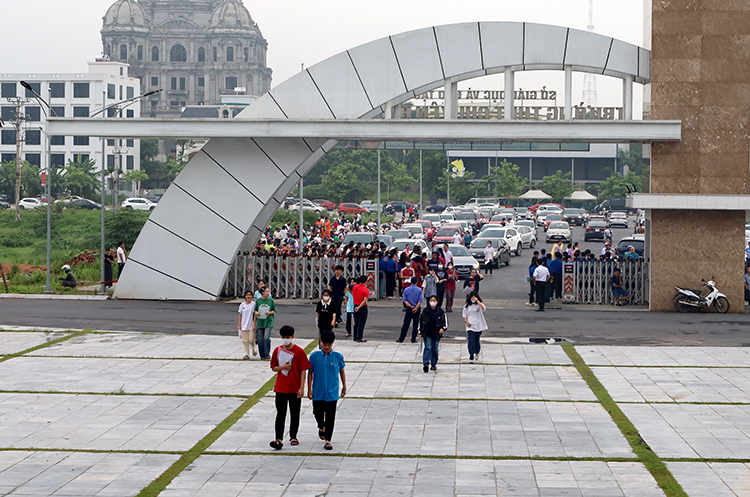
360, 200, 373, 209
385, 229, 413, 240
470, 238, 511, 267
289, 199, 326, 214
421, 214, 442, 227
563, 208, 586, 226
615, 235, 645, 258
544, 214, 564, 231
478, 227, 524, 256
313, 199, 337, 211
425, 202, 454, 213
282, 197, 298, 209
453, 210, 479, 232
439, 213, 456, 224
143, 195, 161, 204
338, 203, 369, 216
121, 197, 156, 211
367, 203, 385, 214
584, 220, 608, 241
546, 221, 572, 243
18, 198, 43, 210
55, 195, 84, 205
387, 239, 429, 257
413, 220, 436, 240
515, 225, 537, 248
402, 223, 427, 241
377, 234, 393, 247
342, 232, 378, 246
513, 219, 537, 230
0, 200, 9, 209
69, 198, 102, 210
432, 223, 465, 246
608, 211, 629, 228
593, 197, 635, 215
433, 243, 480, 279
0, 194, 8, 202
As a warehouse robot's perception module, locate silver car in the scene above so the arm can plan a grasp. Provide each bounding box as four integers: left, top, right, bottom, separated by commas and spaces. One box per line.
515, 225, 537, 248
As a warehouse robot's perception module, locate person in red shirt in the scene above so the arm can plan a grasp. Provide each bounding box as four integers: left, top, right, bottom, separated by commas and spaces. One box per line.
351, 275, 370, 342
399, 261, 415, 295
269, 325, 311, 450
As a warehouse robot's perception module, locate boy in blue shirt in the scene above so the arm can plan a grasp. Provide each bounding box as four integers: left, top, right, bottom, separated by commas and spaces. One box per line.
307, 330, 347, 451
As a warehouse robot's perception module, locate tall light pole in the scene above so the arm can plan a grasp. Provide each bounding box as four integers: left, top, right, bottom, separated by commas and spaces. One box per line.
377, 150, 381, 232
446, 153, 450, 205
7, 97, 30, 222
419, 150, 423, 219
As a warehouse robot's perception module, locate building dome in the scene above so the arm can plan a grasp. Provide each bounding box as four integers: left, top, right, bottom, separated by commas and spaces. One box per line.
104, 0, 147, 28
210, 0, 255, 30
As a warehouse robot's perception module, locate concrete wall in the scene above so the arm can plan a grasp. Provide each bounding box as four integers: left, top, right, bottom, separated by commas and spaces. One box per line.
649, 0, 750, 312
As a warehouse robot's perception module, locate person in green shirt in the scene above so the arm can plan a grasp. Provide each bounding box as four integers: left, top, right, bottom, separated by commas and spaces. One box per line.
255, 286, 277, 360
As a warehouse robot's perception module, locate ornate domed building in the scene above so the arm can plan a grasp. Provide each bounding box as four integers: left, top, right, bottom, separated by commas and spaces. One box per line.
101, 0, 272, 117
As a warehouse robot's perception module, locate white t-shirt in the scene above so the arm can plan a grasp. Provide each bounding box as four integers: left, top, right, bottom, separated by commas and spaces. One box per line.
443, 250, 453, 265
238, 301, 256, 330
462, 303, 488, 332
533, 265, 550, 282
116, 246, 126, 263
483, 246, 495, 262
452, 233, 462, 244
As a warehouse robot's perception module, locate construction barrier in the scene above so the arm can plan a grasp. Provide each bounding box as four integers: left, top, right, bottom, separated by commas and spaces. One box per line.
222, 255, 379, 300
569, 259, 649, 305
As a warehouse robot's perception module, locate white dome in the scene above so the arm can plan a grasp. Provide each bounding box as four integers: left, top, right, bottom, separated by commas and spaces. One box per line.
104, 0, 147, 28
210, 0, 256, 30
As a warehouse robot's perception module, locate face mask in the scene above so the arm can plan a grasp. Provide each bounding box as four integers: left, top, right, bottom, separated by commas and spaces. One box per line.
322, 296, 330, 302
438, 265, 444, 269
471, 299, 478, 304
406, 263, 411, 267
282, 338, 293, 346
430, 301, 437, 308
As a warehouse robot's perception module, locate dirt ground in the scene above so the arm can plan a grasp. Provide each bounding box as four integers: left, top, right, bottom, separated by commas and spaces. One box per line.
0, 264, 46, 275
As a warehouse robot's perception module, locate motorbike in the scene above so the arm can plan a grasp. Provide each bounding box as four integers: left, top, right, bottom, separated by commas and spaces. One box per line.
673, 278, 730, 313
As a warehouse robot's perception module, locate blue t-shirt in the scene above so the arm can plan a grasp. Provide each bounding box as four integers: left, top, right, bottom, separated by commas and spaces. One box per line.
309, 349, 346, 401
548, 258, 563, 275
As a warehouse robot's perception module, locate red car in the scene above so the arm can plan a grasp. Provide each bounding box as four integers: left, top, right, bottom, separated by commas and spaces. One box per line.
414, 220, 436, 241
338, 203, 368, 216
313, 199, 337, 211
432, 223, 465, 246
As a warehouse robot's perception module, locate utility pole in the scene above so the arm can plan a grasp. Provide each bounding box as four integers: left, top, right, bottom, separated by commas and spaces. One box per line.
7, 97, 30, 221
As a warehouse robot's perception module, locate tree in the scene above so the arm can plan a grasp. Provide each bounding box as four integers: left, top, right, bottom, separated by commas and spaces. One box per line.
166, 158, 185, 183
436, 170, 477, 205
599, 171, 643, 198
617, 145, 644, 176
123, 170, 149, 197
320, 162, 367, 203
540, 170, 574, 202
19, 162, 43, 198
63, 157, 99, 198
382, 162, 416, 203
482, 159, 528, 198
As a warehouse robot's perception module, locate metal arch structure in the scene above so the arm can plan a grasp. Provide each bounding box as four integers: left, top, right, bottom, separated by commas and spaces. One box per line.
113, 22, 653, 300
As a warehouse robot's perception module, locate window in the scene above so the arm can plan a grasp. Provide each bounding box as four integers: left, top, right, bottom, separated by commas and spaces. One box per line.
24, 82, 40, 98
126, 109, 134, 118
126, 156, 134, 170
170, 44, 187, 62
198, 77, 205, 87
107, 155, 115, 168
120, 86, 123, 100
105, 44, 111, 58
73, 82, 89, 98
150, 100, 158, 108
127, 87, 134, 99
75, 154, 89, 162
107, 107, 118, 118
73, 106, 89, 118
213, 46, 218, 61
151, 76, 158, 87
1, 154, 16, 163
137, 45, 143, 61
1, 130, 15, 145
50, 136, 65, 146
25, 107, 41, 122
51, 106, 64, 118
243, 47, 249, 62
170, 100, 179, 107
107, 84, 116, 100
198, 47, 205, 62
226, 46, 234, 62
25, 130, 41, 145
120, 44, 128, 60
152, 46, 159, 61
171, 77, 177, 90
179, 77, 185, 91
107, 139, 115, 146
73, 136, 89, 146
49, 83, 65, 98
1, 83, 16, 98
51, 154, 65, 168
225, 76, 237, 90
25, 153, 41, 166
1, 107, 15, 122
126, 139, 134, 147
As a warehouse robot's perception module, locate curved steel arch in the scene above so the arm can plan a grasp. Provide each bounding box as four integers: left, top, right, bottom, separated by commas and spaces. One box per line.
115, 22, 650, 300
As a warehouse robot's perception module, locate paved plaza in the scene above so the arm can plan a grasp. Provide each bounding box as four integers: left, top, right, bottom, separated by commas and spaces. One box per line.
0, 329, 749, 495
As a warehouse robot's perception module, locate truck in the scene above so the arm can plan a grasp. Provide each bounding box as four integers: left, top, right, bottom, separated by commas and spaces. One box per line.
593, 197, 635, 216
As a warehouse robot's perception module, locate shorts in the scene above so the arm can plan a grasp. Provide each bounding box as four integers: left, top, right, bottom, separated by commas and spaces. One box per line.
612, 287, 629, 298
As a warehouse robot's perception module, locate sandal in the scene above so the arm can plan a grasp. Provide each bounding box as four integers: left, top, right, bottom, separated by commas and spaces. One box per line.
324, 442, 333, 451
290, 438, 299, 446
318, 429, 325, 440
269, 439, 283, 450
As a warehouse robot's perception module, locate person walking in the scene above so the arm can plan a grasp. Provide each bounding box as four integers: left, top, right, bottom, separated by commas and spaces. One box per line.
255, 286, 277, 359
116, 242, 127, 278
307, 330, 347, 451
463, 291, 487, 362
419, 295, 447, 372
435, 262, 447, 308
237, 290, 257, 359
463, 268, 484, 295
532, 259, 550, 312
483, 240, 495, 276
398, 277, 423, 343
329, 265, 347, 326
344, 278, 355, 338
269, 325, 311, 450
352, 275, 369, 342
316, 289, 337, 340
423, 269, 437, 301
444, 262, 458, 312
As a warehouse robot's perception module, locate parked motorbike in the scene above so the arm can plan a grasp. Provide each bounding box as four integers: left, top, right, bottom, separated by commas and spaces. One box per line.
673, 278, 730, 313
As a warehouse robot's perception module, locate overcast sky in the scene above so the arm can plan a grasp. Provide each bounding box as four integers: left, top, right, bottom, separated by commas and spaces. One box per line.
2, 0, 644, 108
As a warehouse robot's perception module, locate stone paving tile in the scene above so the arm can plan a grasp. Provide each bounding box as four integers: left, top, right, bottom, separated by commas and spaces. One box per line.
594, 366, 750, 403
0, 392, 242, 452
0, 450, 178, 496
0, 356, 274, 396
332, 341, 572, 365
31, 332, 310, 360
162, 455, 663, 497
621, 403, 750, 459
0, 331, 68, 355
211, 397, 632, 458
335, 362, 595, 401
667, 461, 750, 497
578, 346, 750, 367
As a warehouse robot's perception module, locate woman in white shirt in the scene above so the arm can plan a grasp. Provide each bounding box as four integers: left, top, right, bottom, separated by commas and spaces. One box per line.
462, 291, 487, 362
237, 290, 257, 359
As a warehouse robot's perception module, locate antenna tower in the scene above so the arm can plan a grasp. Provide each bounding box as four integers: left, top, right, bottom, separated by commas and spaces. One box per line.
581, 0, 598, 107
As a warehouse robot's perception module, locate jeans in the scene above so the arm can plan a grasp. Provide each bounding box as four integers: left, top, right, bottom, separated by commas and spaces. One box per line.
529, 280, 535, 303
385, 272, 396, 297
118, 262, 125, 278
333, 298, 343, 324
436, 285, 445, 308
467, 330, 482, 359
274, 392, 301, 441
423, 336, 440, 366
346, 312, 354, 336
353, 306, 368, 341
399, 308, 420, 342
257, 326, 273, 358
313, 400, 337, 442
445, 288, 455, 311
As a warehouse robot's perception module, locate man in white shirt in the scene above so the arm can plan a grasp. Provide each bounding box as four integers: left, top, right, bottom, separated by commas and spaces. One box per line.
483, 241, 496, 276
452, 231, 462, 245
532, 259, 550, 312
116, 242, 127, 278
442, 243, 453, 266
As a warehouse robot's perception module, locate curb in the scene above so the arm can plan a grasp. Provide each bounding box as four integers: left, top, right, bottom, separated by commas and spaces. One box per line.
0, 294, 109, 301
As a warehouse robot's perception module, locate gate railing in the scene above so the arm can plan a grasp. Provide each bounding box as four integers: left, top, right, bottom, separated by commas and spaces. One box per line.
570, 259, 649, 305
222, 255, 377, 300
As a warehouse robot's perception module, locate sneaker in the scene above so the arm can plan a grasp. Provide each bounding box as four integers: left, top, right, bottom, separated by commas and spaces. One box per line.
423, 364, 429, 373
430, 365, 436, 371
525, 302, 533, 306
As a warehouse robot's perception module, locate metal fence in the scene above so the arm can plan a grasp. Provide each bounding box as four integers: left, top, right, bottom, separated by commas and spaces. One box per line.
222, 255, 376, 300
568, 259, 649, 305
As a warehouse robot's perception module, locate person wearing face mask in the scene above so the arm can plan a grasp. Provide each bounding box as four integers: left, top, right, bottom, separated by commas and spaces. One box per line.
419, 295, 448, 372
444, 262, 458, 312
399, 260, 415, 298
254, 286, 276, 360
398, 277, 423, 343
237, 290, 258, 360
269, 326, 311, 451
435, 262, 448, 308
307, 330, 346, 451
463, 291, 487, 362
316, 289, 337, 342
483, 240, 496, 276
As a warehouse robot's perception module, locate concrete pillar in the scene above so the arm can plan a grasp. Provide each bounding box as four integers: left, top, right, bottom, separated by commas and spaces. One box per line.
384, 101, 392, 120
571, 157, 575, 183
444, 79, 458, 119
504, 67, 514, 121
565, 66, 573, 120
623, 77, 633, 121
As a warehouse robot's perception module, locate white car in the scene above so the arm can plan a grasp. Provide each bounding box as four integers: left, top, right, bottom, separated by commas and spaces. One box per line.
121, 197, 156, 211
536, 212, 548, 227
18, 198, 43, 210
608, 212, 629, 228
515, 225, 537, 248
387, 238, 429, 258
402, 223, 427, 241
477, 227, 524, 256
546, 221, 572, 243
288, 199, 326, 214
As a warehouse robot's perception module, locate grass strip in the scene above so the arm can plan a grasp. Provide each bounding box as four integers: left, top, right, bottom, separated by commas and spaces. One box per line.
563, 344, 688, 497
135, 340, 319, 497
0, 330, 90, 364
0, 389, 254, 399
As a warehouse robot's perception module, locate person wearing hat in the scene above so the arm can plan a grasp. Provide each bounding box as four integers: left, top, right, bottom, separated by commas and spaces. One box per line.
59, 265, 77, 288
398, 276, 423, 343
611, 267, 629, 305
600, 241, 611, 256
